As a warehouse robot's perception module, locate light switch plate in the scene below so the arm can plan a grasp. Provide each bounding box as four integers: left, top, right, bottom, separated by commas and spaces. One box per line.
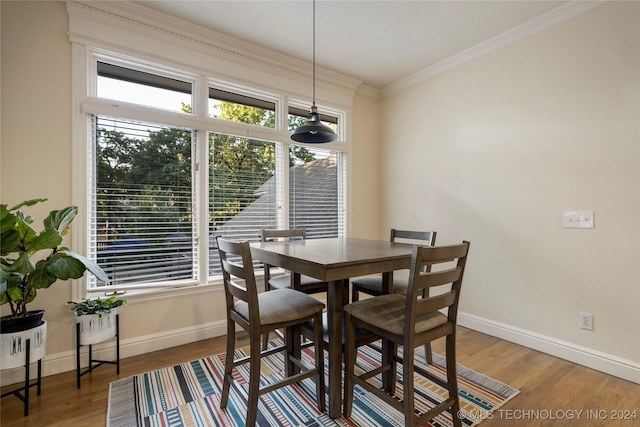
563, 210, 594, 228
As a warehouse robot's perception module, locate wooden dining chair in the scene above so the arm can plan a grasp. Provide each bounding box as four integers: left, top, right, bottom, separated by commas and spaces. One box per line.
350, 228, 437, 363
260, 228, 331, 349
216, 237, 326, 427
261, 228, 330, 294
351, 228, 437, 302
343, 241, 470, 427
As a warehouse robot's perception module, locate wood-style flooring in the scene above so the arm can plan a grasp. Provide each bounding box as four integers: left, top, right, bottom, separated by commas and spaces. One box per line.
1, 327, 639, 426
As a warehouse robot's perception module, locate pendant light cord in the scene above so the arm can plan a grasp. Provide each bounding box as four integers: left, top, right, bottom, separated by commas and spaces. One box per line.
312, 0, 316, 106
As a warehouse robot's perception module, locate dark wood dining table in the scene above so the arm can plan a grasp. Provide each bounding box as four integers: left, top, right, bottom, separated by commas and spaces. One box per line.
250, 236, 414, 418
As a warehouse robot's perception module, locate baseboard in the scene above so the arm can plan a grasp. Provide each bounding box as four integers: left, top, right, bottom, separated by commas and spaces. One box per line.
0, 319, 227, 387
458, 312, 640, 384
4, 313, 638, 387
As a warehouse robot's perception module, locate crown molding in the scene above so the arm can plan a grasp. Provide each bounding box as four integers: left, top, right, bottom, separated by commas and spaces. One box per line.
381, 0, 607, 97
356, 83, 381, 99
67, 0, 361, 101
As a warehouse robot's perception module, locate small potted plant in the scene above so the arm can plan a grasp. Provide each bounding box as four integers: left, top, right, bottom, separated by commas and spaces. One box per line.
1, 198, 110, 369
68, 296, 127, 345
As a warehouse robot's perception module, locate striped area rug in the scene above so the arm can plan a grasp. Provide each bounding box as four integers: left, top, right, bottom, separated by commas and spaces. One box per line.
108, 343, 518, 427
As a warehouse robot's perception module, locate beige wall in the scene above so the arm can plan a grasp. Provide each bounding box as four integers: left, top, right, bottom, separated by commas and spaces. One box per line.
1, 1, 77, 352
349, 91, 382, 238
381, 1, 640, 369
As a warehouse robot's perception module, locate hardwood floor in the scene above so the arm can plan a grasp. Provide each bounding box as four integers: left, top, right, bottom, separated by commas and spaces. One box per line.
1, 327, 638, 426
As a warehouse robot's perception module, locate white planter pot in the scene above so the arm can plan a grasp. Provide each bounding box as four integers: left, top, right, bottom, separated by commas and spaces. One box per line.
0, 321, 47, 370
76, 311, 117, 345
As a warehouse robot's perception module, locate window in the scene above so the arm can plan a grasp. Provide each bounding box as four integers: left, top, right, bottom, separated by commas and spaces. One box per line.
82, 55, 347, 295
97, 62, 192, 113
208, 134, 277, 276
209, 88, 275, 127
94, 116, 195, 288
289, 147, 343, 239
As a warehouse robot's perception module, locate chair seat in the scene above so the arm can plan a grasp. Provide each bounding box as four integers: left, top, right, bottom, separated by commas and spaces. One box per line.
234, 288, 325, 326
350, 276, 409, 296
345, 294, 447, 336
269, 274, 327, 290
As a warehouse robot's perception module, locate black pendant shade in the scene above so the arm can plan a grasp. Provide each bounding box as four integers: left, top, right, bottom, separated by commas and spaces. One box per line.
290, 0, 337, 144
291, 105, 338, 143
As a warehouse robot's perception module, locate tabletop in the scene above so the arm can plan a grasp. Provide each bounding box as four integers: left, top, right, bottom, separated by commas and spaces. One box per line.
250, 236, 414, 282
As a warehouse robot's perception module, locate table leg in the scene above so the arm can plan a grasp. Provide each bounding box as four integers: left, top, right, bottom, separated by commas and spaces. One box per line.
381, 271, 394, 294
326, 279, 345, 418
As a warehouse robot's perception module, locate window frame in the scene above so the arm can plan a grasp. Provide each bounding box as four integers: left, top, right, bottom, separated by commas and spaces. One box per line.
72, 47, 349, 301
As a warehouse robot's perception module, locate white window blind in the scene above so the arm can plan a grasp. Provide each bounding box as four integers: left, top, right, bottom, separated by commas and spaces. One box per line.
208, 133, 277, 277
289, 146, 343, 239
91, 116, 196, 290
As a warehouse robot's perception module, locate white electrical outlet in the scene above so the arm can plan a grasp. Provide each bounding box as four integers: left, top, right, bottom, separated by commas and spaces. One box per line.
563, 210, 594, 228
579, 312, 593, 330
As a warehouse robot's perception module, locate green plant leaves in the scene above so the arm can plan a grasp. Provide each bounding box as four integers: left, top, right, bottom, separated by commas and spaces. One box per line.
7, 198, 48, 212
9, 252, 36, 275
24, 229, 63, 253
0, 205, 17, 233
44, 254, 86, 282
67, 296, 127, 315
0, 229, 20, 255
28, 260, 58, 288
1, 199, 110, 317
44, 206, 77, 234
60, 247, 111, 284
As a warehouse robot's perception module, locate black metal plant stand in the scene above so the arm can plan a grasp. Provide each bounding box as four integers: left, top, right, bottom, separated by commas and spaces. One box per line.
76, 314, 120, 388
0, 339, 43, 416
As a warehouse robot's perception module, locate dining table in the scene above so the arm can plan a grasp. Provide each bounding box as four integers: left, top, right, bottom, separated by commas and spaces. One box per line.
250, 236, 414, 418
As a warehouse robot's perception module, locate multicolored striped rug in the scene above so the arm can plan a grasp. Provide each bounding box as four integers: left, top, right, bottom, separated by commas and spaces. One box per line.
107, 343, 518, 426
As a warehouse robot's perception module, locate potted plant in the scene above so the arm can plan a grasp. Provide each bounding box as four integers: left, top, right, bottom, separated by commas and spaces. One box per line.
1, 198, 110, 369
67, 296, 126, 345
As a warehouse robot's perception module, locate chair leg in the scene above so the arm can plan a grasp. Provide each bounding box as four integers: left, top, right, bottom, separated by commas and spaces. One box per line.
262, 281, 272, 350
424, 342, 433, 365
246, 331, 262, 427
381, 339, 396, 396
220, 318, 235, 409
313, 312, 326, 412
351, 285, 360, 302
446, 332, 462, 427
402, 345, 417, 427
342, 313, 357, 417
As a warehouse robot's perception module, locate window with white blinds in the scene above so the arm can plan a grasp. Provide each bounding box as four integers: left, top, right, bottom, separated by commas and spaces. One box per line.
93, 116, 196, 288
289, 146, 343, 239
208, 133, 277, 276
82, 54, 347, 295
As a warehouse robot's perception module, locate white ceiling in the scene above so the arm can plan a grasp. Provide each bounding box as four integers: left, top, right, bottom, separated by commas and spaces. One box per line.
134, 0, 569, 89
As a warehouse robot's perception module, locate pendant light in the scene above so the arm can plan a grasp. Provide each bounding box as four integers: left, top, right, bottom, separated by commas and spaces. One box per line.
291, 0, 338, 143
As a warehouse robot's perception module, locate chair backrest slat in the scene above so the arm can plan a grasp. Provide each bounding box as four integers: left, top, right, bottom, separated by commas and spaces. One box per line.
391, 229, 436, 246
415, 266, 463, 290
415, 291, 457, 315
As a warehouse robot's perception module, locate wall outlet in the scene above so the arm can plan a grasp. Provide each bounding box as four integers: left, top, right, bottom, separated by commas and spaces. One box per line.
579, 312, 593, 330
